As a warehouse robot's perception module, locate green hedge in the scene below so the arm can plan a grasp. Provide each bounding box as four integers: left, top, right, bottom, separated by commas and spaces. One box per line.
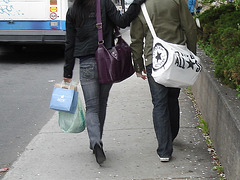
197, 3, 240, 88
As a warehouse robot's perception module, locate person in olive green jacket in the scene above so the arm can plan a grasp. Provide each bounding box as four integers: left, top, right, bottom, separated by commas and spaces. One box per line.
130, 0, 197, 162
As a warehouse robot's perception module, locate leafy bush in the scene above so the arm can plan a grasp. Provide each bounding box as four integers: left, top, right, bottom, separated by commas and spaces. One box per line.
198, 3, 240, 88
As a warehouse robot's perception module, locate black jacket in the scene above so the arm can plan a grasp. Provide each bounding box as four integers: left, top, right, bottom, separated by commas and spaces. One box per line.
64, 0, 143, 78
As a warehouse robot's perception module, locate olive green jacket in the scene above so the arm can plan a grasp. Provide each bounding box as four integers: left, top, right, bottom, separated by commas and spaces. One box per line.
130, 0, 197, 72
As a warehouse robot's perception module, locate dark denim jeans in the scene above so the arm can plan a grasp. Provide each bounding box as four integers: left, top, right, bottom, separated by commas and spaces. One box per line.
79, 57, 112, 150
146, 64, 180, 158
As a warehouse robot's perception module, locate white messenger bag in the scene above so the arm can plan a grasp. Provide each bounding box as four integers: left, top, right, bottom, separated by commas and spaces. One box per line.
141, 4, 202, 88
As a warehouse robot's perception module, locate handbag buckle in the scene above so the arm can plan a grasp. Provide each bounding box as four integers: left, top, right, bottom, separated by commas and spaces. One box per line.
96, 23, 102, 30
98, 40, 104, 44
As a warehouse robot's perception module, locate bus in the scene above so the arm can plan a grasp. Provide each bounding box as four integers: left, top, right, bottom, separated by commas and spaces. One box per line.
0, 0, 73, 45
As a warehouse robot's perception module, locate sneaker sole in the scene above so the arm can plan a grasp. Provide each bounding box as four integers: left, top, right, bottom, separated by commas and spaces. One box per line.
159, 157, 170, 162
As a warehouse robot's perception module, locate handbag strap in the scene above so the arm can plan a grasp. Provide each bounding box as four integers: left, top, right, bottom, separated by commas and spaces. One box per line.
141, 4, 157, 39
96, 0, 120, 43
96, 0, 103, 43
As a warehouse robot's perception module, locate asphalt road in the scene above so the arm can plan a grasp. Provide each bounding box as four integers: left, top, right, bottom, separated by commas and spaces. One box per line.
0, 45, 68, 179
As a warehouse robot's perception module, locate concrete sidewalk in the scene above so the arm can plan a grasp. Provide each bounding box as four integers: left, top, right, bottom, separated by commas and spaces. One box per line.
2, 29, 218, 180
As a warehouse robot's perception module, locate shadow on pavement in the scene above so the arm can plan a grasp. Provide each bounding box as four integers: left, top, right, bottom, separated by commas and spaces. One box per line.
0, 44, 65, 64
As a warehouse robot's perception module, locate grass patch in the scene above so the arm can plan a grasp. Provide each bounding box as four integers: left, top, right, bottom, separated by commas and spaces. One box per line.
186, 87, 226, 180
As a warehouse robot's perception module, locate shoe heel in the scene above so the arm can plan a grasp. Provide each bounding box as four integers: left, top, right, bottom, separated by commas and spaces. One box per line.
94, 144, 106, 164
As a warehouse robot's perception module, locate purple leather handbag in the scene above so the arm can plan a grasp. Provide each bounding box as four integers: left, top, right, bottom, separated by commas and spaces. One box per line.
95, 0, 135, 84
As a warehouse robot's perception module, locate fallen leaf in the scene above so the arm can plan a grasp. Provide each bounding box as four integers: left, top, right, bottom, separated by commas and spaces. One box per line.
0, 168, 8, 173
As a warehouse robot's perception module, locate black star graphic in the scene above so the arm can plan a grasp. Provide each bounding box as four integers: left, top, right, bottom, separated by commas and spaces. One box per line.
186, 60, 195, 69
156, 52, 162, 61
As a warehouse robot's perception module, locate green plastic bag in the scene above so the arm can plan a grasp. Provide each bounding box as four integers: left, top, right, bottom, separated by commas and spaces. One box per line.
58, 95, 85, 133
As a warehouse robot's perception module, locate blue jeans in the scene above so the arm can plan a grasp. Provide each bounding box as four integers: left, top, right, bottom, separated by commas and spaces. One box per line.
79, 57, 112, 150
146, 64, 180, 158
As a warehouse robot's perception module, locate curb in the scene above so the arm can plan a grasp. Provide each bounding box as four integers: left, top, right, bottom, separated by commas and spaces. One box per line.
192, 48, 240, 180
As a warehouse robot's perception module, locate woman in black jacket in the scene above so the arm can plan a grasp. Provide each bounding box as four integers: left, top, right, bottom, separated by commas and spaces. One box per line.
63, 0, 145, 165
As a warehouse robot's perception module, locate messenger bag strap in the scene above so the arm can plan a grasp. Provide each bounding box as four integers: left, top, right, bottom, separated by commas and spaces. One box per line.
141, 3, 157, 39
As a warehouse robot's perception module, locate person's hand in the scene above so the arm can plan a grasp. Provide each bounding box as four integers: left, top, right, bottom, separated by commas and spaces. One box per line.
63, 77, 72, 83
136, 70, 147, 80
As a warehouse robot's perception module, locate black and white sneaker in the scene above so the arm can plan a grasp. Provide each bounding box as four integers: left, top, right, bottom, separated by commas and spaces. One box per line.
159, 156, 171, 162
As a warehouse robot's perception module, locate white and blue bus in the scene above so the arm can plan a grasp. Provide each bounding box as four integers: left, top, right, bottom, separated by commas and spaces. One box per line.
0, 0, 73, 45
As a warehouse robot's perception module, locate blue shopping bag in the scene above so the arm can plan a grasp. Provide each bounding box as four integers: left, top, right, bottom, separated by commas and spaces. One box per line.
49, 87, 78, 114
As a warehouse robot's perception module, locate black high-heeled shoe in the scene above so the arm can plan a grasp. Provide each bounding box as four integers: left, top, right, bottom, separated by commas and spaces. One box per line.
94, 144, 106, 164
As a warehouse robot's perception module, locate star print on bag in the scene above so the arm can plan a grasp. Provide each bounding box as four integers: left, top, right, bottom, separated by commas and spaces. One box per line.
152, 43, 168, 70
186, 59, 195, 69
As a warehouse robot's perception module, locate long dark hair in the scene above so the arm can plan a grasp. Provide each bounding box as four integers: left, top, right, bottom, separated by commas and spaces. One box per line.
71, 0, 96, 27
